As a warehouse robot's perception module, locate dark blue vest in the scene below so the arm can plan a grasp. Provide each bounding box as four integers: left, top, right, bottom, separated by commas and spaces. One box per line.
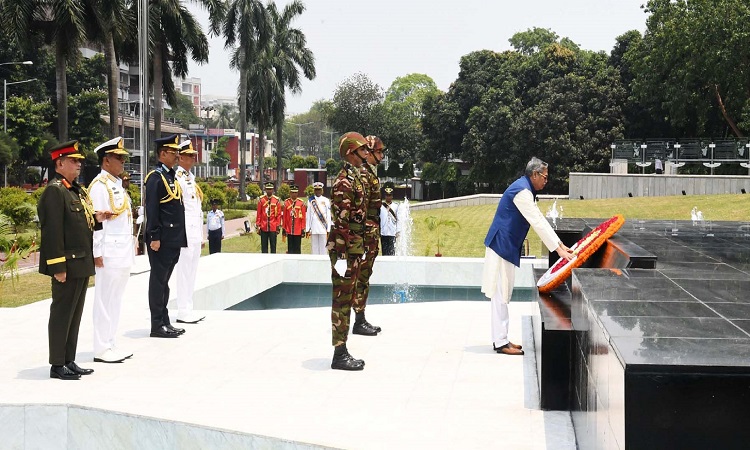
484, 176, 536, 267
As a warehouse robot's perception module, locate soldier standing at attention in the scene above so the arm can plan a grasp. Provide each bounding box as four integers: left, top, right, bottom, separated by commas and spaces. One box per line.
38, 141, 111, 380
173, 140, 206, 324
144, 134, 186, 338
305, 182, 331, 255
327, 132, 370, 371
379, 186, 401, 256
88, 137, 134, 364
256, 182, 282, 253
282, 185, 306, 254
352, 135, 386, 337
206, 199, 225, 254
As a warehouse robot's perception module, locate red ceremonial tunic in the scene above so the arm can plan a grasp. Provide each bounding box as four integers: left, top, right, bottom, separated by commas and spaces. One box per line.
282, 198, 307, 236
256, 194, 282, 232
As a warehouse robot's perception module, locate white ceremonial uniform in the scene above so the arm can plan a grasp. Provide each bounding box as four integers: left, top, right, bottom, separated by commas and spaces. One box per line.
89, 170, 135, 356
306, 194, 331, 255
173, 167, 203, 321
379, 201, 401, 237
481, 189, 560, 347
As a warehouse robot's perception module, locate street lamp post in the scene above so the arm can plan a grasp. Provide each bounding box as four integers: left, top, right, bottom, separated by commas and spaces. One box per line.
1, 60, 33, 187
286, 120, 314, 154
320, 129, 338, 160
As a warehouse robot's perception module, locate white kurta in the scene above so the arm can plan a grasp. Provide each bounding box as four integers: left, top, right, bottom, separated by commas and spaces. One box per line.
481, 189, 561, 301
174, 167, 203, 319
89, 170, 134, 355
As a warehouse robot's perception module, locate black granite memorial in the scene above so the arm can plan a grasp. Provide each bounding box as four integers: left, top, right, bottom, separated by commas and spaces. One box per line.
533, 218, 750, 450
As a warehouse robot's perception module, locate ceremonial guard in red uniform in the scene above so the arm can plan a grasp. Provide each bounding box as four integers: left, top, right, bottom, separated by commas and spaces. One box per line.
256, 182, 282, 253
282, 185, 307, 254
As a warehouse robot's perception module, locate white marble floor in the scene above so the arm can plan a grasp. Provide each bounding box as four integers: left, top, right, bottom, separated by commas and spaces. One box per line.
0, 278, 575, 449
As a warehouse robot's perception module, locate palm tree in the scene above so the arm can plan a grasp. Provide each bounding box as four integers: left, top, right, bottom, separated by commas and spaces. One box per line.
144, 0, 225, 141
86, 0, 133, 138
223, 0, 269, 199
267, 0, 316, 187
215, 104, 235, 128
424, 216, 460, 257
1, 0, 89, 141
245, 45, 281, 192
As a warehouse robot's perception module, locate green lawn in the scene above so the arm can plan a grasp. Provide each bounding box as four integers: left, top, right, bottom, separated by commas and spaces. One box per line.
3, 193, 749, 307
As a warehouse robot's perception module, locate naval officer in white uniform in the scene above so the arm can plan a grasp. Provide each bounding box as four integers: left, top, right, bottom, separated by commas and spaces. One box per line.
173, 140, 206, 324
305, 182, 331, 255
89, 136, 135, 363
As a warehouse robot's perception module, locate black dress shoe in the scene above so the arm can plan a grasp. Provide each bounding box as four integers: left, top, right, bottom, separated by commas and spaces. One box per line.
50, 365, 81, 380
150, 325, 179, 338
364, 319, 381, 333
165, 324, 185, 335
65, 361, 94, 375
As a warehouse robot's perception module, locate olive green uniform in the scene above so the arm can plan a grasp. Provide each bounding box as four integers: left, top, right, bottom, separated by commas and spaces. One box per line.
354, 165, 381, 313
38, 173, 99, 365
327, 162, 368, 346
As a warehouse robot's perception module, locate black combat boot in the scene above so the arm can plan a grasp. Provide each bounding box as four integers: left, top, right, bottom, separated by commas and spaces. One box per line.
331, 344, 365, 371
352, 311, 379, 335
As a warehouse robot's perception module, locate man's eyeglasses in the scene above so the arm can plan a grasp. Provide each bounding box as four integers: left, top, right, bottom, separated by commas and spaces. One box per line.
110, 154, 128, 161
537, 172, 548, 181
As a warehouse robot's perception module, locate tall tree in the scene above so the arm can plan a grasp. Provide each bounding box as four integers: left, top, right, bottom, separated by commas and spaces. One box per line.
224, 0, 269, 199
1, 0, 89, 141
87, 0, 133, 138
381, 73, 438, 161
328, 73, 384, 135
145, 0, 225, 141
245, 45, 281, 188
267, 0, 316, 188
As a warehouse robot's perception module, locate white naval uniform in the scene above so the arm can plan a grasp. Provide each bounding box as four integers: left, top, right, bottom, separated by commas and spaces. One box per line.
305, 195, 331, 255
480, 189, 560, 347
173, 167, 203, 320
379, 201, 401, 237
89, 170, 135, 355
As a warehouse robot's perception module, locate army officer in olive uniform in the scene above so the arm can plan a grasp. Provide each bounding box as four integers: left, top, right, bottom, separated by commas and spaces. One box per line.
38, 141, 112, 380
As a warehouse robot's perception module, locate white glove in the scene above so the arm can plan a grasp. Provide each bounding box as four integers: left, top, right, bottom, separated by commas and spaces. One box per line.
135, 216, 144, 225
361, 253, 367, 261
334, 259, 347, 277
136, 206, 144, 217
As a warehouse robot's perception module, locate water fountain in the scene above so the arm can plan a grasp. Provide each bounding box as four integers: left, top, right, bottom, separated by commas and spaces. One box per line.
691, 206, 704, 225
545, 199, 564, 229
392, 198, 415, 303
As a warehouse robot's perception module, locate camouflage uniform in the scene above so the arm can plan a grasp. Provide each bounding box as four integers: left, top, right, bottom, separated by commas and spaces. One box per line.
353, 164, 381, 313
327, 162, 368, 346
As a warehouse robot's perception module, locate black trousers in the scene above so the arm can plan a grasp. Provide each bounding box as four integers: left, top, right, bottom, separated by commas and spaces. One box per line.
147, 246, 181, 331
381, 235, 396, 256
49, 276, 89, 365
287, 235, 302, 254
208, 228, 222, 254
260, 230, 277, 253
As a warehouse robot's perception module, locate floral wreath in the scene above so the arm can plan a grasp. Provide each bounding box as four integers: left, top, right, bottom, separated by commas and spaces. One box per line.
536, 214, 625, 293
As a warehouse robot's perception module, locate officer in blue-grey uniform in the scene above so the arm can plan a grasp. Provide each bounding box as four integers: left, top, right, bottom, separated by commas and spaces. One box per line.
144, 134, 187, 338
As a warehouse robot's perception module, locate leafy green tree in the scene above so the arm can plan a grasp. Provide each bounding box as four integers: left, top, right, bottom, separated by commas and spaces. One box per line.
328, 73, 384, 134
267, 0, 316, 188
380, 74, 439, 161
0, 133, 20, 173
264, 156, 276, 169
287, 154, 305, 169
325, 158, 341, 177
627, 0, 750, 137
245, 44, 280, 185
5, 97, 53, 183
303, 155, 319, 168
164, 93, 201, 129
423, 216, 459, 257
211, 136, 231, 166
68, 89, 107, 155
0, 187, 36, 231
1, 0, 90, 141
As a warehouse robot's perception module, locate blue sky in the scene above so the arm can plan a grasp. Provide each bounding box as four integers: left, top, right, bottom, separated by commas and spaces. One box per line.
188, 0, 648, 114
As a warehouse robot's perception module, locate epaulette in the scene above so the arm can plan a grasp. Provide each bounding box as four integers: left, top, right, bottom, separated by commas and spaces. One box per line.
144, 169, 161, 184
50, 179, 63, 186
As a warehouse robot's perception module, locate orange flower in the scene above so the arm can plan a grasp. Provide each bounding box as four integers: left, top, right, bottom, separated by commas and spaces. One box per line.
537, 214, 625, 293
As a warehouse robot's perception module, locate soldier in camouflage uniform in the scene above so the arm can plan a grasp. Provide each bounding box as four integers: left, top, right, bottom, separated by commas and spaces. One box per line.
352, 136, 386, 336
327, 132, 371, 371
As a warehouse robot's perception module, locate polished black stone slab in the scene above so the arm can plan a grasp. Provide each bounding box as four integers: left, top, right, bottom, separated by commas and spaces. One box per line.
563, 218, 750, 449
